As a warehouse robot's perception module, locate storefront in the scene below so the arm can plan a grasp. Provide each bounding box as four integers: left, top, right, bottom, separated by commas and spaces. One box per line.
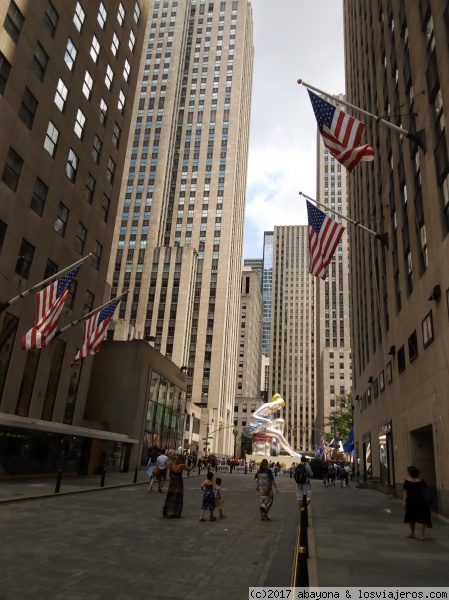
362, 431, 371, 480
378, 420, 394, 486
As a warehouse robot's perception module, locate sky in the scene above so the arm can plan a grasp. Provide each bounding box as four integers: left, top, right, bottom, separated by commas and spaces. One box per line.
243, 1, 346, 259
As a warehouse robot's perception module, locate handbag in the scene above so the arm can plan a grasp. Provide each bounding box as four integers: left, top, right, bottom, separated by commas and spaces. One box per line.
152, 467, 159, 475
421, 482, 431, 504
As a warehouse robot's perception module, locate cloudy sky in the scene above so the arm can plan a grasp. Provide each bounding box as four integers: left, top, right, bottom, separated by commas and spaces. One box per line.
243, 1, 345, 259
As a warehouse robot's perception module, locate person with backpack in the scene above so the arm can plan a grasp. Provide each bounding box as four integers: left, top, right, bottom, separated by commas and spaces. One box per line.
294, 455, 313, 505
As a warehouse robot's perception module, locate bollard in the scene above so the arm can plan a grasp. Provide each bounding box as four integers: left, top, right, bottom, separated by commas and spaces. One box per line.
100, 467, 106, 488
133, 467, 138, 484
54, 470, 62, 494
302, 493, 309, 527
299, 507, 309, 557
296, 547, 309, 587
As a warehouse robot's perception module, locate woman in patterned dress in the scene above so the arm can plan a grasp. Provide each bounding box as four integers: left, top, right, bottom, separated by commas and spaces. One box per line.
199, 471, 216, 521
162, 455, 191, 518
255, 458, 279, 521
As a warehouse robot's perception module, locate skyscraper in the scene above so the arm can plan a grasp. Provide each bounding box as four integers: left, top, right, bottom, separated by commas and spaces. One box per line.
344, 0, 449, 513
270, 226, 316, 453
262, 231, 274, 357
0, 0, 148, 474
108, 0, 254, 455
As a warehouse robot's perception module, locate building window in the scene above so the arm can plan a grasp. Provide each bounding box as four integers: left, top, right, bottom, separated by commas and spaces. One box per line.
44, 121, 59, 157
99, 98, 108, 125
4, 1, 24, 44
19, 87, 38, 129
117, 2, 125, 25
2, 147, 23, 191
74, 108, 86, 139
82, 71, 93, 99
32, 43, 49, 81
66, 149, 78, 182
105, 65, 114, 89
74, 223, 87, 254
134, 2, 141, 23
54, 202, 68, 236
422, 311, 434, 348
43, 258, 58, 280
15, 239, 35, 278
65, 38, 77, 71
123, 59, 131, 82
30, 177, 48, 216
106, 157, 115, 184
129, 30, 136, 53
97, 2, 107, 29
90, 35, 100, 63
112, 122, 121, 148
84, 173, 95, 204
54, 78, 68, 112
73, 2, 85, 32
0, 52, 12, 95
111, 33, 120, 56
83, 291, 94, 315
44, 2, 59, 37
101, 194, 110, 222
118, 90, 125, 113
92, 240, 102, 270
92, 135, 102, 163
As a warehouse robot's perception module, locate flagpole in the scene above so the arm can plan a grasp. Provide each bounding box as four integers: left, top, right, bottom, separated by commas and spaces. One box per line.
54, 290, 129, 338
297, 79, 426, 153
299, 192, 388, 248
0, 254, 92, 315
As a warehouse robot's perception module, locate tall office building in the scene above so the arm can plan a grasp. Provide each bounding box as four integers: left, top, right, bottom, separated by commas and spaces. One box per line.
243, 257, 263, 293
237, 268, 262, 399
262, 231, 274, 357
315, 111, 353, 439
344, 0, 449, 514
108, 0, 254, 455
0, 1, 148, 474
270, 226, 316, 453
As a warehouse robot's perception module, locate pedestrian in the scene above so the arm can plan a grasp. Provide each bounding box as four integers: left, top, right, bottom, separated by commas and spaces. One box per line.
402, 465, 432, 541
294, 455, 313, 506
156, 448, 169, 493
199, 471, 216, 522
146, 446, 159, 493
162, 455, 192, 518
255, 458, 279, 521
341, 463, 350, 488
214, 477, 226, 519
186, 454, 192, 476
322, 461, 329, 487
328, 463, 336, 486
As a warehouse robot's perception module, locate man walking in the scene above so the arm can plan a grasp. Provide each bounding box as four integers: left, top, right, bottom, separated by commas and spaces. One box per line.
156, 449, 169, 493
294, 455, 314, 506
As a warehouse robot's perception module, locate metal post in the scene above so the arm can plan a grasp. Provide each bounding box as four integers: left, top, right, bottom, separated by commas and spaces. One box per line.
100, 468, 106, 488
295, 547, 309, 587
54, 470, 62, 494
302, 493, 309, 528
133, 467, 138, 483
299, 507, 309, 557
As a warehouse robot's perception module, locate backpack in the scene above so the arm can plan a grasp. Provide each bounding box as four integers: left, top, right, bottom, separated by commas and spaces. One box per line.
294, 463, 307, 484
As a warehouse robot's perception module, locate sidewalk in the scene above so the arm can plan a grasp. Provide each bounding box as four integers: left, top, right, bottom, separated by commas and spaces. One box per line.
1, 470, 448, 596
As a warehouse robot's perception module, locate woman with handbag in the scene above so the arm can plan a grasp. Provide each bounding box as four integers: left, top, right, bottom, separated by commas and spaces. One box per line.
147, 447, 159, 493
402, 465, 432, 541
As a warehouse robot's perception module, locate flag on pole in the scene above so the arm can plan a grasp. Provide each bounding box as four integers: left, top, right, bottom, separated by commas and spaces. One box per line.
306, 200, 345, 280
72, 296, 122, 365
343, 427, 354, 453
21, 265, 82, 350
307, 90, 374, 172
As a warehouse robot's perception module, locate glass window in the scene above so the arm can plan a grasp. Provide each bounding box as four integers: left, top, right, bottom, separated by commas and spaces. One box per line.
74, 222, 87, 254
2, 147, 23, 191
134, 2, 141, 23
99, 98, 108, 125
112, 122, 121, 148
90, 35, 100, 63
30, 177, 48, 216
83, 291, 94, 315
41, 339, 65, 421
74, 108, 86, 139
64, 38, 77, 71
97, 2, 107, 29
16, 350, 40, 417
101, 194, 110, 222
111, 32, 120, 56
0, 314, 19, 398
44, 2, 59, 37
117, 2, 125, 25
54, 78, 68, 111
19, 87, 38, 129
84, 173, 95, 204
0, 52, 12, 95
15, 239, 35, 278
82, 71, 93, 99
73, 2, 85, 32
129, 30, 136, 52
44, 121, 59, 157
118, 90, 125, 113
106, 157, 115, 183
4, 1, 24, 43
54, 202, 68, 236
32, 43, 49, 81
123, 59, 131, 81
92, 240, 102, 269
105, 64, 114, 89
66, 149, 78, 182
92, 135, 102, 163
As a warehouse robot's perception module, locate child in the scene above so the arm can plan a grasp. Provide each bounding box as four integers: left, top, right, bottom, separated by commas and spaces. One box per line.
199, 471, 216, 522
214, 477, 225, 519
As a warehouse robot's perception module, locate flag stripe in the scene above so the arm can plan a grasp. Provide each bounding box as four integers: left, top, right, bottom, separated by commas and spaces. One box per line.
306, 200, 345, 280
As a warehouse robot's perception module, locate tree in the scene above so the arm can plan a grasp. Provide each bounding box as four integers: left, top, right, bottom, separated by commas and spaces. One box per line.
324, 391, 353, 443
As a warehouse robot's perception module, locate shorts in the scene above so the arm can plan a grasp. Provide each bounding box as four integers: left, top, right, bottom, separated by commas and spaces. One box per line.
297, 482, 312, 501
215, 498, 223, 510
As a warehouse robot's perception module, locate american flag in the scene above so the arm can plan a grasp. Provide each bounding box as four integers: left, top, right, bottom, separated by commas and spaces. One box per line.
308, 90, 374, 172
21, 265, 81, 350
307, 200, 345, 280
72, 296, 122, 365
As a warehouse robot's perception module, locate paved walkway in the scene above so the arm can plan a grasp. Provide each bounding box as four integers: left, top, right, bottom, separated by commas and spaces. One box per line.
1, 471, 448, 598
